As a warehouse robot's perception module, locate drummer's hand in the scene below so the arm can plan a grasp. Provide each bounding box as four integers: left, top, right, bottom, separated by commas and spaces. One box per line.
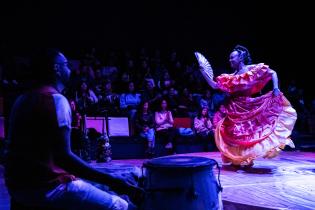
128, 185, 145, 206
110, 173, 145, 202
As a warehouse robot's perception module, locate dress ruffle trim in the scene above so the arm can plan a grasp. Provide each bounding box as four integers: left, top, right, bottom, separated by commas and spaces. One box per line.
215, 97, 297, 166
216, 63, 271, 94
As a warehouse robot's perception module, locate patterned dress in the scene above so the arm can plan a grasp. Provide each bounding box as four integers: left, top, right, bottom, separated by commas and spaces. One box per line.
213, 63, 297, 166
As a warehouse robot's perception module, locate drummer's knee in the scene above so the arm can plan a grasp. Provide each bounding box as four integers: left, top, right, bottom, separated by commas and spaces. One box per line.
111, 195, 128, 210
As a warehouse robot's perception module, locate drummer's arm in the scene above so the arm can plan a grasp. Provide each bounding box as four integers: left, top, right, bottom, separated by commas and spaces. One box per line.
53, 126, 144, 200
53, 126, 117, 186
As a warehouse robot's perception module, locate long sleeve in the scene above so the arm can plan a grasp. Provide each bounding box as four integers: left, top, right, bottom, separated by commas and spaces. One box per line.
120, 94, 127, 109
194, 117, 211, 133
155, 112, 165, 125
206, 119, 213, 129
167, 111, 174, 124
89, 90, 98, 103
194, 117, 205, 133
155, 111, 173, 131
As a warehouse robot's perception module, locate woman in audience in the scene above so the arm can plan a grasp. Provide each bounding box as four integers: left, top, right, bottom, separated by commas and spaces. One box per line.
194, 107, 216, 151
135, 101, 156, 157
155, 99, 177, 154
120, 81, 141, 121
76, 81, 98, 115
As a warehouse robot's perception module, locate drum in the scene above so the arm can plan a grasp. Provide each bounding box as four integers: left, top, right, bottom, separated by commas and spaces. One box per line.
142, 156, 222, 210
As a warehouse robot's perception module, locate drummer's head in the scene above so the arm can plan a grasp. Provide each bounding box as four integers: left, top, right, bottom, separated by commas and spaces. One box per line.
31, 48, 71, 87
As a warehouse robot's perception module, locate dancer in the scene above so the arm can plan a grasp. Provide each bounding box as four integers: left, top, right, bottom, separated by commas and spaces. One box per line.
195, 45, 297, 166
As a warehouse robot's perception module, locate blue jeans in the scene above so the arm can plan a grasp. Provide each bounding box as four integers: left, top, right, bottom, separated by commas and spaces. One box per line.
10, 179, 131, 210
140, 128, 155, 146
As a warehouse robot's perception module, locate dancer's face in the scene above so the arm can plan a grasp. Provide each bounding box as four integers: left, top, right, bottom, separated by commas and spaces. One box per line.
229, 51, 242, 70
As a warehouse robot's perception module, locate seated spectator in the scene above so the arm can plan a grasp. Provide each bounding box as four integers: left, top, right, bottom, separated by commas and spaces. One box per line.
199, 89, 215, 118
98, 79, 120, 115
76, 81, 98, 115
142, 79, 162, 111
80, 64, 95, 84
155, 99, 177, 153
69, 99, 84, 157
212, 90, 228, 113
120, 81, 141, 121
135, 101, 156, 157
158, 71, 175, 95
177, 87, 199, 118
165, 87, 179, 115
69, 99, 82, 129
101, 58, 119, 84
194, 107, 216, 151
93, 68, 105, 96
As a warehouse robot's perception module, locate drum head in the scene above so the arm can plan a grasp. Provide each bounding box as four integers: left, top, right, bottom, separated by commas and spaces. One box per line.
144, 156, 216, 169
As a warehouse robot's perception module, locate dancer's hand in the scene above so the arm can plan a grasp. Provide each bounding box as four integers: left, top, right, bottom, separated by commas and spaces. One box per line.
273, 88, 280, 96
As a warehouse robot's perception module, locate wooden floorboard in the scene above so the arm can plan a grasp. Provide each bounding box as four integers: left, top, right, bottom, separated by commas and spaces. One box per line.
1, 151, 315, 210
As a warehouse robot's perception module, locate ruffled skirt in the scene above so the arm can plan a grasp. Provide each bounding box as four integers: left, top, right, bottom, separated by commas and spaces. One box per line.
214, 92, 297, 166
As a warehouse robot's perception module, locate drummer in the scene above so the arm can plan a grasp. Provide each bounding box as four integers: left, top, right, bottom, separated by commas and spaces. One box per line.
4, 49, 144, 210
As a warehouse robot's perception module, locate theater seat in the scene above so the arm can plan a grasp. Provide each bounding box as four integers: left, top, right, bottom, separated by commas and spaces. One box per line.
107, 117, 130, 137
86, 116, 106, 134
173, 117, 192, 128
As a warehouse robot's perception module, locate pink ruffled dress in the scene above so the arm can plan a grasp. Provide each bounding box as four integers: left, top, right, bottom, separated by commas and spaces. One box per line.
213, 63, 297, 166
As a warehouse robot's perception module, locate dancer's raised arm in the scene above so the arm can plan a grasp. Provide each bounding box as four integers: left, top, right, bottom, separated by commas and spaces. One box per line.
194, 52, 218, 89
200, 67, 218, 89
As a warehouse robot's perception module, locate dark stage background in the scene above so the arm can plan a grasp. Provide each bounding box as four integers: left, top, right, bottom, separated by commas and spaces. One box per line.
0, 0, 313, 95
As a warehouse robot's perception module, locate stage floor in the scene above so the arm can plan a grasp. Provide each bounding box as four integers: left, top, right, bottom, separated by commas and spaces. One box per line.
1, 151, 315, 210
92, 151, 315, 210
